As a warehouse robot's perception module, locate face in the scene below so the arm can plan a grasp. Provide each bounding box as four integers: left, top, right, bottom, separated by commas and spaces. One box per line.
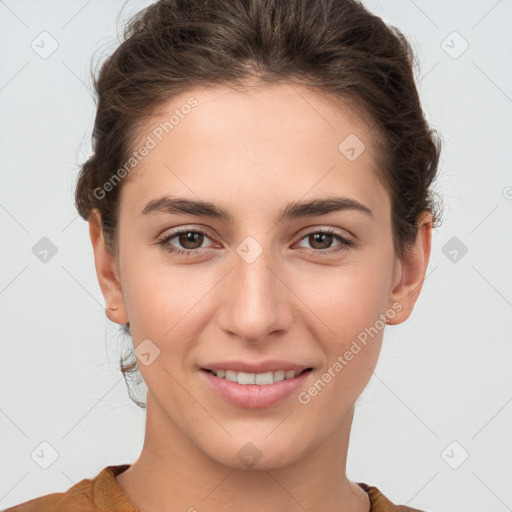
91, 83, 431, 470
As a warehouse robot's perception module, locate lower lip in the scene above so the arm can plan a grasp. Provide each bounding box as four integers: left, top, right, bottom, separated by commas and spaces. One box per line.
200, 369, 312, 409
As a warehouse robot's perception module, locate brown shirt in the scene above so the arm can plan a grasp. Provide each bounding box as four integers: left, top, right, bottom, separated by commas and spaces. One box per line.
3, 464, 426, 512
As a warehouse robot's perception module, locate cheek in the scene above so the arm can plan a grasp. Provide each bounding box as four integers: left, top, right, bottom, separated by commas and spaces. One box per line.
121, 254, 217, 351
297, 266, 389, 415
121, 245, 180, 321
290, 256, 392, 396
295, 257, 391, 333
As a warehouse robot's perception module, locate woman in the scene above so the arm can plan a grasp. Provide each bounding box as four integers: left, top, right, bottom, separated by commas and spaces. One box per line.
5, 0, 442, 510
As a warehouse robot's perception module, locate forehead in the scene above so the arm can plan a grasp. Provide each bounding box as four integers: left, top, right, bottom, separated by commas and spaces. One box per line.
135, 82, 376, 153
121, 83, 390, 221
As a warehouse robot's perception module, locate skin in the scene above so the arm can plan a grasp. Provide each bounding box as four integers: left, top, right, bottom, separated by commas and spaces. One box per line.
89, 83, 432, 512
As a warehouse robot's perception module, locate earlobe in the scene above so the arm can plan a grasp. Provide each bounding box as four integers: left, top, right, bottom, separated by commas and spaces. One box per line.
387, 212, 433, 325
88, 209, 128, 324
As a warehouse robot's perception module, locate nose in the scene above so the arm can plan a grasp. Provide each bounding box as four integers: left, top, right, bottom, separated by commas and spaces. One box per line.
216, 245, 296, 343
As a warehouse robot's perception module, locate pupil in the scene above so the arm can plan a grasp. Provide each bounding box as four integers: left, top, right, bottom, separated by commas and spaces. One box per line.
312, 233, 331, 249
181, 232, 203, 249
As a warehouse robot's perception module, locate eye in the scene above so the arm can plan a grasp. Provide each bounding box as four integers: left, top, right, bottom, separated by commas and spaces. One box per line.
157, 227, 215, 256
157, 226, 356, 258
294, 227, 355, 256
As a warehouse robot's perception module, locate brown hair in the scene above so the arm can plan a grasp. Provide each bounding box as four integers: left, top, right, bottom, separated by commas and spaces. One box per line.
75, 0, 443, 408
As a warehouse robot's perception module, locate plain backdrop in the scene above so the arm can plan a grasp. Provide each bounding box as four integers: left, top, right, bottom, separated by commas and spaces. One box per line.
1, 1, 511, 511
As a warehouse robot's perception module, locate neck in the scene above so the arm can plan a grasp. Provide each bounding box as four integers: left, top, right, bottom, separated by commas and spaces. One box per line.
116, 392, 369, 512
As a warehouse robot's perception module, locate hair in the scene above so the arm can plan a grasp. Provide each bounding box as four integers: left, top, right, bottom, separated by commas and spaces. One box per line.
75, 0, 443, 408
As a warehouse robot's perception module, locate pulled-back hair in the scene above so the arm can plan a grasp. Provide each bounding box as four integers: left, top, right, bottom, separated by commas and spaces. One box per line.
75, 0, 443, 407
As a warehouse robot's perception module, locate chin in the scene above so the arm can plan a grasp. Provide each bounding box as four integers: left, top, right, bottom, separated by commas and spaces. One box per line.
201, 434, 307, 471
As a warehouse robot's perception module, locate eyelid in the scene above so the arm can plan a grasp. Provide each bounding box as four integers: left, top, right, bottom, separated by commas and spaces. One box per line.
292, 226, 355, 253
159, 224, 353, 245
158, 224, 356, 258
159, 225, 217, 242
295, 224, 354, 241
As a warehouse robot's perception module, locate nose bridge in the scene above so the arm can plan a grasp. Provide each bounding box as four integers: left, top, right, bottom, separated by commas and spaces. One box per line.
217, 238, 294, 341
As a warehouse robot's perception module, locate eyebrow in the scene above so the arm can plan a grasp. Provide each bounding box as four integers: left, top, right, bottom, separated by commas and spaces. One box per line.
140, 195, 374, 222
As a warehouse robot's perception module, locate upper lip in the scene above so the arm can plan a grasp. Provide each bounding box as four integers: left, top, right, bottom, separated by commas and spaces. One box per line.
201, 360, 313, 374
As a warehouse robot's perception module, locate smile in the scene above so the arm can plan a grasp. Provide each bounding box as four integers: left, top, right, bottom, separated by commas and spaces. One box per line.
200, 368, 314, 409
204, 368, 312, 385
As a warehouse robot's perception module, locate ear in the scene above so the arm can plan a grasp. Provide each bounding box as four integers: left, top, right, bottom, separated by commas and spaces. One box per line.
89, 209, 128, 324
387, 212, 433, 325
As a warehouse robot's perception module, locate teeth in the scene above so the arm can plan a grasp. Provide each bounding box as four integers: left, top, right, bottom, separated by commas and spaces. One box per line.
209, 368, 305, 385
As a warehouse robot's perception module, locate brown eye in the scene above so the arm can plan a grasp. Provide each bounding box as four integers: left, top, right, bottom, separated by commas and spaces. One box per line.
295, 228, 354, 256
177, 231, 205, 250
307, 232, 335, 250
158, 228, 215, 256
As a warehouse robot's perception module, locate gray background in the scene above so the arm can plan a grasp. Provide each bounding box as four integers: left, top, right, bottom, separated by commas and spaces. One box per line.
1, 1, 511, 511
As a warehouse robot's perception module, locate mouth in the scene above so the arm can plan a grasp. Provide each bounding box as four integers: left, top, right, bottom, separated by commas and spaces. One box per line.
201, 367, 313, 386
200, 366, 314, 409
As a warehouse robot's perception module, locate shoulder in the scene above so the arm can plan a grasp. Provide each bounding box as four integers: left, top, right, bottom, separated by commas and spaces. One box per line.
2, 482, 96, 512
2, 492, 91, 512
357, 482, 427, 512
2, 465, 134, 512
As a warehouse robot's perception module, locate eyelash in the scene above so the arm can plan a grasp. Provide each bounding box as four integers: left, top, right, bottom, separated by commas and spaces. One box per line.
157, 227, 355, 258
